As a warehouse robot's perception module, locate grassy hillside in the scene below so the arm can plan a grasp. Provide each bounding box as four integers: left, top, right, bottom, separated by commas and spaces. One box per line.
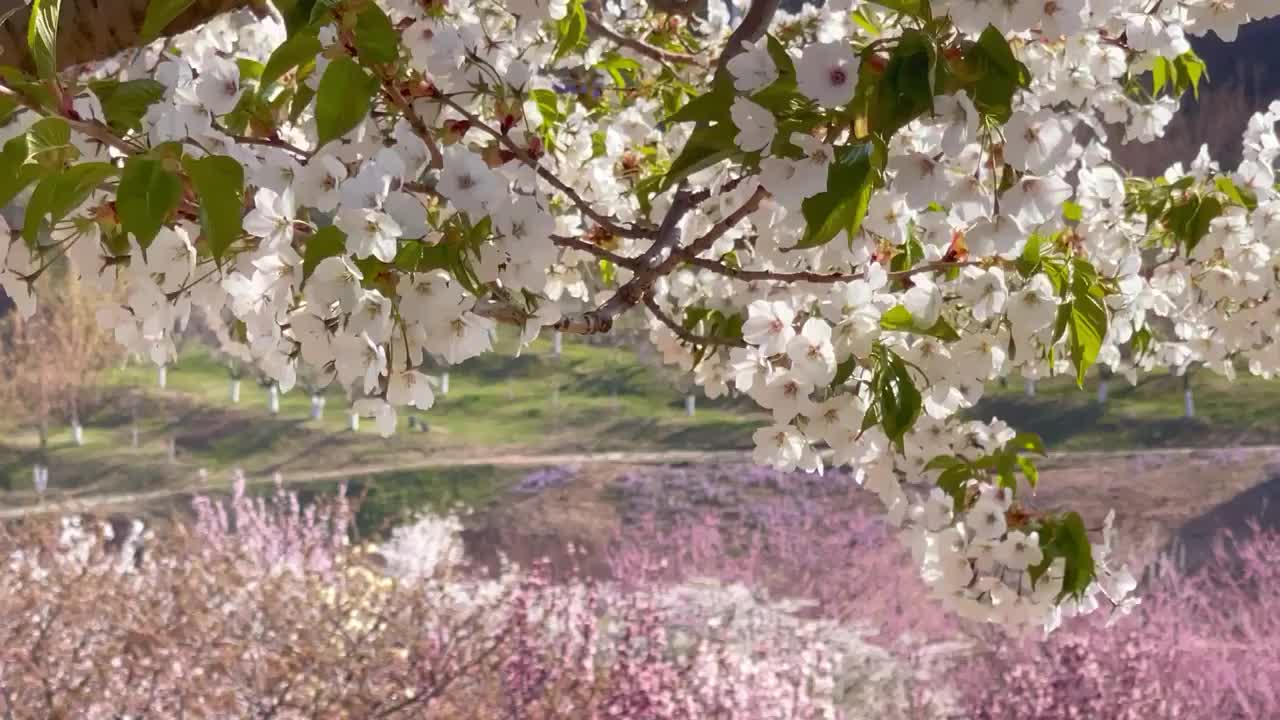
4, 325, 1280, 504
0, 331, 765, 499
975, 369, 1280, 451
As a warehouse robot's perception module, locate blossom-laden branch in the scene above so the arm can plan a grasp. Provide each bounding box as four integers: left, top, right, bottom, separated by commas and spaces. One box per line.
437, 95, 656, 240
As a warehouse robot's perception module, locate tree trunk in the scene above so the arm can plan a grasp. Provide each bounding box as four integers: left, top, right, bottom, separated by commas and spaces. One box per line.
268, 383, 279, 414
0, 0, 256, 75
1183, 372, 1194, 419
229, 378, 241, 403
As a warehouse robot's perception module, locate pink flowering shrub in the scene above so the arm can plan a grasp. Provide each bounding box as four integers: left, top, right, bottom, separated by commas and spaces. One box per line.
612, 500, 953, 641
0, 484, 837, 719
956, 522, 1280, 720
2, 472, 1279, 720
607, 470, 1280, 720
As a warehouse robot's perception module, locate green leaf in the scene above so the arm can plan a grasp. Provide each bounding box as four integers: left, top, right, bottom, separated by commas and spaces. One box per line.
797, 141, 881, 248
117, 156, 183, 249
919, 316, 960, 342
869, 0, 930, 18
553, 0, 587, 61
1015, 454, 1039, 489
1057, 512, 1095, 600
530, 88, 563, 127
315, 57, 379, 146
936, 465, 971, 506
878, 350, 922, 444
290, 83, 316, 123
0, 93, 17, 123
354, 5, 398, 65
831, 355, 859, 388
21, 161, 116, 244
302, 225, 347, 281
183, 155, 245, 261
880, 305, 914, 331
925, 454, 964, 471
262, 31, 321, 88
851, 9, 880, 35
1015, 233, 1043, 277
764, 34, 797, 85
1214, 176, 1257, 211
141, 0, 195, 41
1067, 283, 1107, 388
890, 237, 923, 274
665, 73, 734, 125
871, 30, 936, 135
1062, 200, 1083, 223
89, 79, 166, 132
995, 451, 1018, 491
1173, 51, 1207, 99
1150, 56, 1169, 96
45, 161, 115, 220
0, 136, 44, 207
26, 117, 76, 169
966, 26, 1031, 122
878, 305, 960, 341
660, 123, 740, 192
1008, 431, 1046, 456
27, 0, 62, 79
596, 52, 643, 89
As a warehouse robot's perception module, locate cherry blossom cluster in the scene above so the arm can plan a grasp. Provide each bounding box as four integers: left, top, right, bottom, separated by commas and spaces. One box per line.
0, 0, 1277, 631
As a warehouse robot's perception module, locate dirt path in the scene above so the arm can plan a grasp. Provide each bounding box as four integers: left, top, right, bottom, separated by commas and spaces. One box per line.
3, 444, 1279, 522
0, 448, 752, 520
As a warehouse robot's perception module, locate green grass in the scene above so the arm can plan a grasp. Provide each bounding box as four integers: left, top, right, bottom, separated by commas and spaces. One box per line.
972, 369, 1280, 451
0, 331, 764, 497
6, 325, 1280, 505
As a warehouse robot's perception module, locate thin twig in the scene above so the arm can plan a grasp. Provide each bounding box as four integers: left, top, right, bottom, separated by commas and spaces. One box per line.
662, 185, 767, 270
679, 255, 861, 284
0, 83, 140, 156
437, 95, 656, 240
550, 234, 642, 269
585, 13, 706, 68
214, 125, 311, 160
643, 293, 746, 348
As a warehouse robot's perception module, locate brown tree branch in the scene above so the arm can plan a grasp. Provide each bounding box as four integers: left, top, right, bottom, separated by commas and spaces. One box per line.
0, 0, 261, 74
714, 0, 780, 75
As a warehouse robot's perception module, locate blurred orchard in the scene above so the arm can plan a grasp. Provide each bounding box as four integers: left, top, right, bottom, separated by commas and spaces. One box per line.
1, 0, 1280, 711
2, 469, 1279, 718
